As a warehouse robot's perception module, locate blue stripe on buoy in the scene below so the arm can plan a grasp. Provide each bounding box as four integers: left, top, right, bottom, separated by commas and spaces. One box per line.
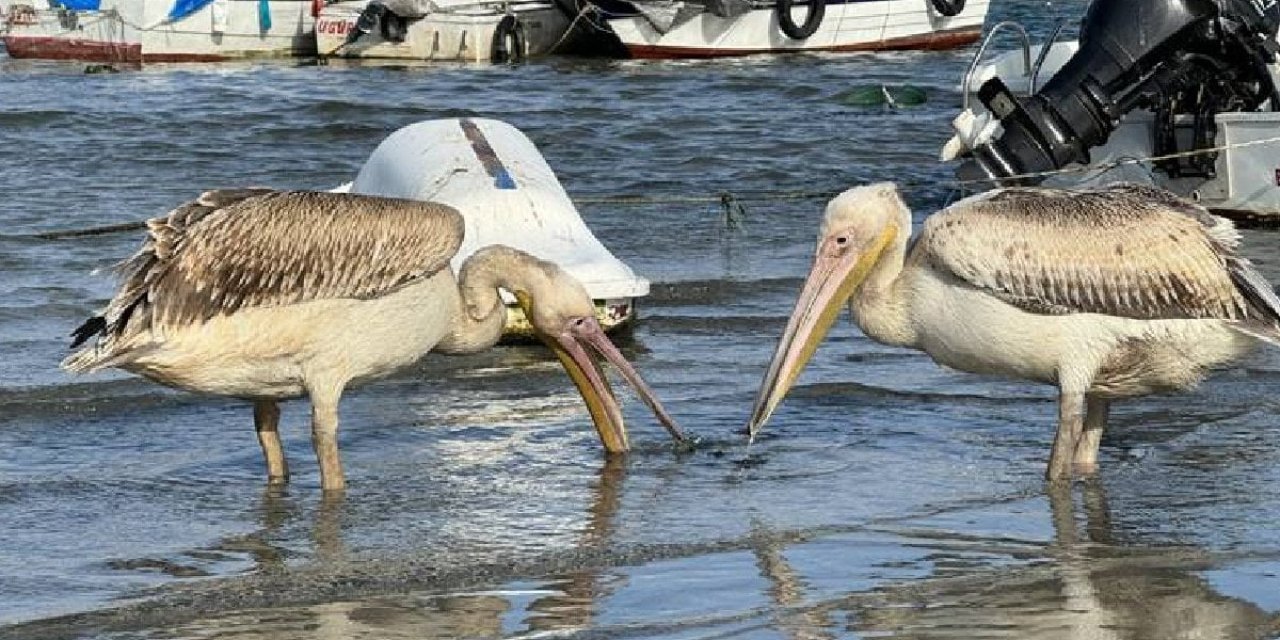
459, 119, 518, 190
493, 169, 516, 190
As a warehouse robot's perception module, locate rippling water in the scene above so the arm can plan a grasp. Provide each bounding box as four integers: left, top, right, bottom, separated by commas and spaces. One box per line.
4, 1, 1280, 638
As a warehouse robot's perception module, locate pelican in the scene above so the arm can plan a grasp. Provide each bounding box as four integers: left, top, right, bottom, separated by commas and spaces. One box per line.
748, 182, 1280, 480
64, 189, 685, 491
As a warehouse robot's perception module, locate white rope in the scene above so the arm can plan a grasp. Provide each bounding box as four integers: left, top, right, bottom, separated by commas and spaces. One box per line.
952, 132, 1280, 187
547, 0, 594, 53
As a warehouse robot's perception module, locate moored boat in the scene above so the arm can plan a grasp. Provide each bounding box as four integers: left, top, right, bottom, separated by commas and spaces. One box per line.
2, 0, 316, 62
315, 0, 572, 62
590, 0, 987, 59
336, 118, 650, 335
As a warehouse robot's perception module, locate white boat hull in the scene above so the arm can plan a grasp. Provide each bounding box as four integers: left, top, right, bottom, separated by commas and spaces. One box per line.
339, 118, 650, 335
2, 0, 315, 62
605, 0, 987, 59
315, 0, 570, 62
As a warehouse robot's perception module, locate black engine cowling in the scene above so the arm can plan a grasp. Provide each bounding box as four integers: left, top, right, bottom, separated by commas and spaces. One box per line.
957, 0, 1280, 184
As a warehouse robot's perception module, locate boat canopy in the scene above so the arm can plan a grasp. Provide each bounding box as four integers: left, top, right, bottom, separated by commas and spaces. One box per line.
164, 0, 271, 24
166, 0, 213, 21
50, 0, 230, 23
52, 0, 100, 10
620, 0, 751, 33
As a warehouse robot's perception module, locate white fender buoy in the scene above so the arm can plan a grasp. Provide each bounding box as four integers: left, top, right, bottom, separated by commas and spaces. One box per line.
337, 118, 651, 336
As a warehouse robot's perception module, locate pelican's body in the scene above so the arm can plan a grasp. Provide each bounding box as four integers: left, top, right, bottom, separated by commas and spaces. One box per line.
114, 269, 460, 399
66, 189, 684, 491
749, 182, 1280, 479
875, 257, 1253, 398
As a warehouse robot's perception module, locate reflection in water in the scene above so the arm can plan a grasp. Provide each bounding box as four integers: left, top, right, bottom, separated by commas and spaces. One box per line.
217, 487, 346, 575
842, 481, 1280, 639
151, 458, 628, 639
751, 522, 835, 640
525, 456, 626, 632
736, 481, 1278, 640
313, 492, 347, 563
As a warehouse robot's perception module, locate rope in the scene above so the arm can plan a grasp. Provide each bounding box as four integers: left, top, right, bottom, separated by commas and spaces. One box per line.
573, 190, 838, 205
547, 0, 595, 54
32, 221, 148, 240
24, 133, 1280, 240
24, 191, 825, 240
950, 133, 1280, 187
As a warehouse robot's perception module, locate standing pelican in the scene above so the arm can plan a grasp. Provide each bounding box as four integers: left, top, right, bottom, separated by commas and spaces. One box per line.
64, 189, 685, 491
748, 182, 1280, 480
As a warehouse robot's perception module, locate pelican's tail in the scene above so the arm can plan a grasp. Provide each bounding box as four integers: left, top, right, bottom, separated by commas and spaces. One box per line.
61, 316, 148, 373
62, 314, 110, 373
60, 342, 153, 374
61, 346, 109, 373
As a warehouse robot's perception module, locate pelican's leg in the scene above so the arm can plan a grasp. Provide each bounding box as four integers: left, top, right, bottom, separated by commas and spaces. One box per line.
1072, 396, 1110, 473
307, 382, 347, 492
1047, 388, 1086, 481
254, 399, 289, 484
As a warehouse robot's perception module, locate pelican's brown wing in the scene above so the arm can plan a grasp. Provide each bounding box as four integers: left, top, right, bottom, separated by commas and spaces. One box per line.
917, 183, 1277, 322
92, 189, 464, 344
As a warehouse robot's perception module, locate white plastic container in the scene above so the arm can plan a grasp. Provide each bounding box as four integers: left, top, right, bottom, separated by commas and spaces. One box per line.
1213, 112, 1280, 214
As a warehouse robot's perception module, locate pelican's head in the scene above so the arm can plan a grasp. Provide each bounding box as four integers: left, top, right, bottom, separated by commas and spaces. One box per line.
511, 259, 686, 454
746, 183, 908, 439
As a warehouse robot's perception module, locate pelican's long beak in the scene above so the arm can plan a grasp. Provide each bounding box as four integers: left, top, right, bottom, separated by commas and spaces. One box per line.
746, 224, 897, 440
522, 298, 686, 453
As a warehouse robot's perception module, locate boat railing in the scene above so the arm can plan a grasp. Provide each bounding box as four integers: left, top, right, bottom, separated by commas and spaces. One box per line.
1029, 18, 1067, 93
960, 20, 1030, 111
426, 0, 552, 12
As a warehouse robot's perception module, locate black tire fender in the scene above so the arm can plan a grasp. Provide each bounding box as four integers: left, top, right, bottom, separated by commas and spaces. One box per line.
776, 0, 824, 40
929, 0, 965, 17
491, 15, 526, 63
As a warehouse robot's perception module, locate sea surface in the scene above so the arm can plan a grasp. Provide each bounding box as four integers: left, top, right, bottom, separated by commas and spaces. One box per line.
4, 1, 1280, 638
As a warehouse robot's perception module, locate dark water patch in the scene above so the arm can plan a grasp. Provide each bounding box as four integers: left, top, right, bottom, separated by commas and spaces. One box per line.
247, 120, 396, 145
103, 558, 212, 579
645, 277, 801, 306
0, 379, 201, 424
615, 126, 680, 144
640, 314, 789, 336
787, 380, 1050, 408
0, 109, 80, 127
843, 350, 928, 363
306, 99, 478, 121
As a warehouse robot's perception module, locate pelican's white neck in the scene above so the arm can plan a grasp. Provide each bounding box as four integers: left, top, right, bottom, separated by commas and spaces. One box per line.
850, 219, 917, 348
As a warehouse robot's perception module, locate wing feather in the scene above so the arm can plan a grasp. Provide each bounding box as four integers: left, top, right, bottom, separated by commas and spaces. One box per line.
918, 183, 1267, 321
94, 189, 464, 344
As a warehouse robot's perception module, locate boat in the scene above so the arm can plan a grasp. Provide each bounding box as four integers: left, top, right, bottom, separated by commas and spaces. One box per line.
314, 0, 573, 62
586, 0, 988, 59
334, 117, 650, 336
2, 0, 316, 62
941, 0, 1280, 222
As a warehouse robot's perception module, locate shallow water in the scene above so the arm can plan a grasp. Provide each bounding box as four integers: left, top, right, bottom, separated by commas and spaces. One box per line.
3, 1, 1280, 637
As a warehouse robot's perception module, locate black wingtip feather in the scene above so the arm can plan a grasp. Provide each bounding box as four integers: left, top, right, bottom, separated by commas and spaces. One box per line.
69, 316, 107, 349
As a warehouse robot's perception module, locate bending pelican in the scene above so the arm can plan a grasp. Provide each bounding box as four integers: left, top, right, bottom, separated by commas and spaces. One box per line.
748, 182, 1280, 479
65, 189, 685, 491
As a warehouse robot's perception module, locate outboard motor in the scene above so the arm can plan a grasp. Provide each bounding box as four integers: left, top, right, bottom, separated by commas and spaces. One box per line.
958, 0, 1280, 184
343, 0, 409, 47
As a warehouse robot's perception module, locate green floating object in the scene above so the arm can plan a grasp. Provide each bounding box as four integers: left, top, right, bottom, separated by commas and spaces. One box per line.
835, 84, 928, 107
84, 64, 120, 74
